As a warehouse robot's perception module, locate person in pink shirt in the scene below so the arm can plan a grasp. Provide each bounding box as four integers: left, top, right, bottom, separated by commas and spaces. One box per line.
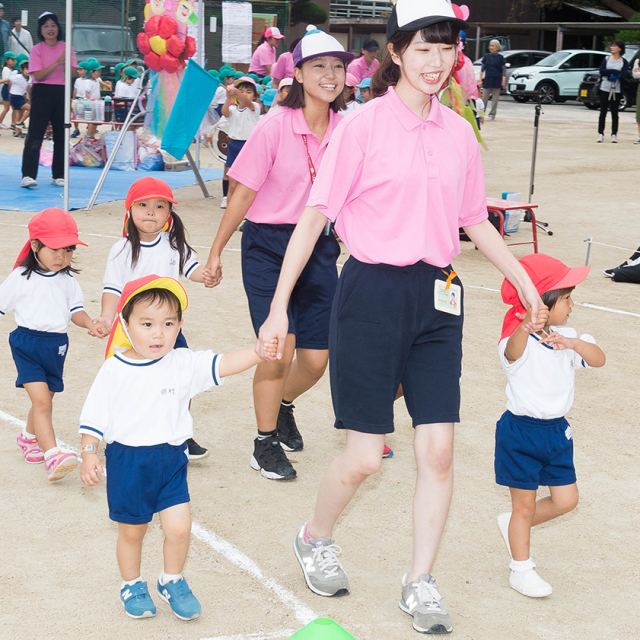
21, 12, 77, 189
203, 30, 354, 482
256, 0, 543, 633
270, 37, 301, 87
346, 38, 380, 84
249, 27, 284, 77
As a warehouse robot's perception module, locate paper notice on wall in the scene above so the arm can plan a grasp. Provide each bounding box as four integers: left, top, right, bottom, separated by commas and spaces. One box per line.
222, 2, 253, 64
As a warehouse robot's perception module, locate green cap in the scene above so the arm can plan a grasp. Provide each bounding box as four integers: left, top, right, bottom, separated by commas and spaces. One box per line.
86, 57, 98, 64
124, 66, 140, 78
263, 75, 271, 85
85, 59, 104, 71
115, 62, 124, 75
126, 58, 138, 66
208, 69, 220, 78
16, 53, 28, 64
218, 65, 234, 80
234, 71, 244, 80
288, 618, 358, 640
78, 60, 89, 69
247, 73, 259, 82
3, 51, 17, 61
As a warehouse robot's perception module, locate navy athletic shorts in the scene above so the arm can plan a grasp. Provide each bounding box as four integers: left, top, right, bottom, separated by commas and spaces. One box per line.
329, 257, 464, 434
495, 410, 576, 490
105, 441, 190, 524
9, 327, 69, 393
10, 94, 26, 109
225, 138, 246, 168
1, 84, 8, 101
241, 220, 340, 350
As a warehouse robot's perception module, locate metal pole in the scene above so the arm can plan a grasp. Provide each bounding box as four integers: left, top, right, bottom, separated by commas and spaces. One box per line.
195, 0, 205, 170
186, 150, 213, 198
584, 238, 592, 266
121, 0, 125, 63
475, 25, 481, 59
63, 0, 73, 211
528, 100, 541, 203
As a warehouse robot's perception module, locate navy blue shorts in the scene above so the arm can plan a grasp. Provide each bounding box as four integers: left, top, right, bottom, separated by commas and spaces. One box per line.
105, 441, 190, 524
241, 220, 340, 350
1, 84, 8, 101
174, 329, 188, 350
495, 411, 576, 490
225, 138, 246, 168
329, 257, 464, 434
10, 94, 26, 109
9, 327, 69, 393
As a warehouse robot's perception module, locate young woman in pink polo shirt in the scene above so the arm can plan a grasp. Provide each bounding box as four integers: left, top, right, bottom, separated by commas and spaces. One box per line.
271, 37, 301, 88
249, 27, 285, 77
256, 0, 543, 633
346, 38, 380, 84
203, 30, 354, 481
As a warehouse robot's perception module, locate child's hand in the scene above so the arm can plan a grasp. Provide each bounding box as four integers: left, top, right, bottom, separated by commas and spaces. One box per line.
203, 257, 223, 288
516, 303, 548, 334
541, 331, 576, 351
227, 87, 238, 99
80, 453, 104, 486
89, 317, 112, 339
261, 338, 278, 360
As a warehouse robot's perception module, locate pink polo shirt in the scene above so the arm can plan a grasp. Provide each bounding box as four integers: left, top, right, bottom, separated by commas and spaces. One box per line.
249, 41, 276, 76
346, 56, 380, 84
29, 41, 77, 85
228, 106, 342, 225
271, 51, 294, 81
307, 87, 488, 267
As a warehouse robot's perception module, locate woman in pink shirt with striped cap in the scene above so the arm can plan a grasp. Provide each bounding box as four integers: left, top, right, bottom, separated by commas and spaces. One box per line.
203, 29, 354, 482
257, 0, 543, 633
249, 27, 284, 77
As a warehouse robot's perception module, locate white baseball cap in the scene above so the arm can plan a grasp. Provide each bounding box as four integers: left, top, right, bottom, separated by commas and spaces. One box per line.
386, 0, 468, 39
292, 28, 355, 66
265, 27, 285, 39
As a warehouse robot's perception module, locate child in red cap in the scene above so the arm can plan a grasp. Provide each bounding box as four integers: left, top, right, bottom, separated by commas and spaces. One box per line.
496, 254, 605, 598
0, 208, 108, 481
78, 276, 276, 621
95, 177, 210, 459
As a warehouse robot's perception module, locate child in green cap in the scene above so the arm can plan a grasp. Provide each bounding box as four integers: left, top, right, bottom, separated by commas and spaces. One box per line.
1, 51, 17, 129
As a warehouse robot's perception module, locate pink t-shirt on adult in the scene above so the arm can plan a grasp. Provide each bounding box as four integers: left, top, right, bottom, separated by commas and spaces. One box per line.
347, 56, 380, 84
228, 106, 342, 225
271, 51, 294, 81
307, 87, 488, 267
29, 41, 77, 85
249, 41, 276, 76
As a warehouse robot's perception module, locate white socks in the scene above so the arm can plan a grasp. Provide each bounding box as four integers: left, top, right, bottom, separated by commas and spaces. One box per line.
121, 577, 142, 589
43, 447, 60, 460
510, 557, 535, 572
22, 429, 36, 440
159, 571, 182, 585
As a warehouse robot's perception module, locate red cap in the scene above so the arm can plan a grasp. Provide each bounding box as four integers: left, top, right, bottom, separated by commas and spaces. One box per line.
125, 177, 178, 212
14, 208, 88, 268
500, 254, 590, 341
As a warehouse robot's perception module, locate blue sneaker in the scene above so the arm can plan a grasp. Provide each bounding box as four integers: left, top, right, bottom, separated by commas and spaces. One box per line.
157, 577, 201, 620
120, 581, 156, 619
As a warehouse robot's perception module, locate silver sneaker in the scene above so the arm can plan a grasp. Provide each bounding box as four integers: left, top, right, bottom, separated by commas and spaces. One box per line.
293, 522, 350, 597
399, 573, 452, 634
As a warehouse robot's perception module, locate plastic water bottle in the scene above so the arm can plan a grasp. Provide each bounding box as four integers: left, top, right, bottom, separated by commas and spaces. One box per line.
104, 96, 112, 122
84, 99, 93, 121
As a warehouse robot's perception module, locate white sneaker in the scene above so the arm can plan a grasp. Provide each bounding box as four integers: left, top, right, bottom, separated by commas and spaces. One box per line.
21, 177, 37, 188
597, 134, 604, 143
509, 564, 553, 598
220, 196, 227, 209
634, 138, 640, 144
51, 178, 65, 187
611, 135, 618, 143
497, 512, 512, 557
0, 123, 9, 129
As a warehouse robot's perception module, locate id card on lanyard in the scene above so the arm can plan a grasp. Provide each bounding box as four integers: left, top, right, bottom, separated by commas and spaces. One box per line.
302, 134, 332, 236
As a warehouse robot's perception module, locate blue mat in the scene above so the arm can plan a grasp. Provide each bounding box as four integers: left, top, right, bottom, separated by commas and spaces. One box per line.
0, 153, 223, 212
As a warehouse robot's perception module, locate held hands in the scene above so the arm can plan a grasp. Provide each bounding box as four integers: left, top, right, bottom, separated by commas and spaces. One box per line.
256, 310, 288, 361
262, 338, 278, 359
516, 303, 549, 334
89, 316, 112, 339
80, 453, 105, 486
203, 256, 223, 288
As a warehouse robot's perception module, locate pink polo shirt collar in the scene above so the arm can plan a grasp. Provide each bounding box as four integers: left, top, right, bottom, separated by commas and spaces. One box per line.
385, 86, 445, 131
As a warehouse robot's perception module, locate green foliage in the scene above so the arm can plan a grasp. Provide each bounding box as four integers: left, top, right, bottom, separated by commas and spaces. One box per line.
291, 0, 328, 25
616, 11, 640, 42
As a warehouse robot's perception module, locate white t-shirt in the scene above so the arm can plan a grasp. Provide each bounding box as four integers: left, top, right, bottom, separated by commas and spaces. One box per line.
0, 267, 85, 333
9, 70, 29, 96
102, 232, 200, 296
212, 85, 227, 107
84, 77, 101, 100
114, 80, 137, 99
79, 349, 224, 447
2, 66, 12, 85
74, 76, 86, 97
228, 103, 261, 140
499, 326, 596, 420
340, 100, 359, 115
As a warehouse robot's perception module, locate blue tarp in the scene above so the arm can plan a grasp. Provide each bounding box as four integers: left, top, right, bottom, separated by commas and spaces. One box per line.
0, 153, 222, 212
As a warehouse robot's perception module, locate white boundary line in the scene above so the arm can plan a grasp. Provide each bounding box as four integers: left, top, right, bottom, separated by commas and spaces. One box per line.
0, 408, 316, 637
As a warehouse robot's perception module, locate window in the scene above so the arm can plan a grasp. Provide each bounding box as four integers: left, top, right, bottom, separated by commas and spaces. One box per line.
535, 51, 570, 67
531, 52, 550, 63
505, 52, 530, 68
563, 53, 591, 69
591, 53, 607, 68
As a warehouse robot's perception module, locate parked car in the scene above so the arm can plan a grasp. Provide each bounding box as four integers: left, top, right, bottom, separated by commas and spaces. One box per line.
473, 49, 552, 93
72, 23, 143, 85
507, 50, 609, 104
578, 47, 640, 111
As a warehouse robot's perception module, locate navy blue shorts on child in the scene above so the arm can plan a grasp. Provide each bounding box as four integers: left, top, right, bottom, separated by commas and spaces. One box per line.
10, 94, 26, 110
329, 257, 464, 434
495, 410, 576, 490
241, 220, 340, 350
105, 441, 190, 524
9, 327, 69, 393
225, 139, 246, 168
1, 84, 8, 101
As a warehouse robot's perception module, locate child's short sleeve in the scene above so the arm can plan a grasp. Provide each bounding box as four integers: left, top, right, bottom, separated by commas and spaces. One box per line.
175, 349, 225, 398
569, 333, 597, 369
0, 269, 20, 317
498, 335, 531, 373
103, 240, 128, 296
79, 363, 112, 442
183, 249, 200, 280
68, 276, 85, 315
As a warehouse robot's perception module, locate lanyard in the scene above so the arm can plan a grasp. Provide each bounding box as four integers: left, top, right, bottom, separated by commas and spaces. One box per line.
302, 133, 332, 235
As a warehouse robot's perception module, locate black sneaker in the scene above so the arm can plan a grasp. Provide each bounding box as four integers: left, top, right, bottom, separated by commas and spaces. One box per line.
187, 438, 209, 460
277, 403, 303, 452
251, 437, 297, 480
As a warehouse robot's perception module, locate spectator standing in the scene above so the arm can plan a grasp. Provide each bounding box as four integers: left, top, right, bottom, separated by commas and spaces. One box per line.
481, 39, 505, 121
249, 27, 284, 77
0, 4, 11, 56
7, 16, 33, 54
271, 37, 301, 87
597, 40, 628, 144
347, 38, 380, 84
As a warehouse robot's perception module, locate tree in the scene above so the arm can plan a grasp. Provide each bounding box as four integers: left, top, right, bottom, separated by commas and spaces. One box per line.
291, 0, 328, 26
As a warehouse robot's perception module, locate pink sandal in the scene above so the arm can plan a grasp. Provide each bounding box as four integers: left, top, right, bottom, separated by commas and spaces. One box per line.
17, 432, 44, 464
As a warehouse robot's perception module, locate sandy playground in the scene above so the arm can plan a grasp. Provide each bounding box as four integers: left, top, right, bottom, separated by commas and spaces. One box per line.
0, 99, 639, 640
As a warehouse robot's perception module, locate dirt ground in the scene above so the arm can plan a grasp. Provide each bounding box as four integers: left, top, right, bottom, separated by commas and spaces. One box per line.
0, 99, 639, 640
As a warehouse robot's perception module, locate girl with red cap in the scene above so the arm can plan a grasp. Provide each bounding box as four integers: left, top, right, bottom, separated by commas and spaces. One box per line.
94, 177, 210, 460
0, 208, 107, 481
496, 254, 605, 598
